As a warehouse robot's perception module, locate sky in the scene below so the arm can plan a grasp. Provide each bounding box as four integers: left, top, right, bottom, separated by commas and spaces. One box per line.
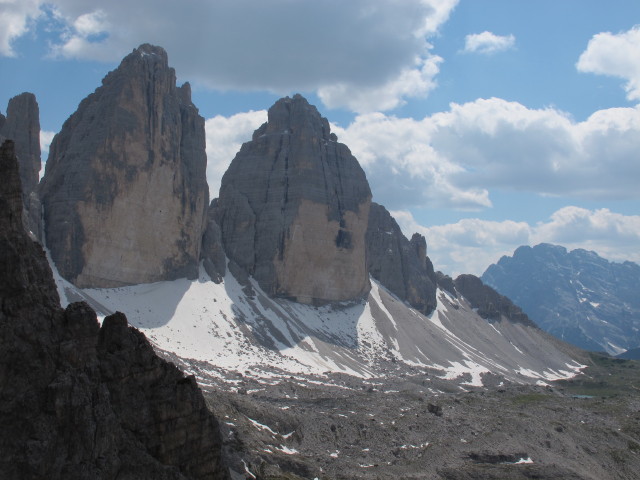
1, 0, 639, 276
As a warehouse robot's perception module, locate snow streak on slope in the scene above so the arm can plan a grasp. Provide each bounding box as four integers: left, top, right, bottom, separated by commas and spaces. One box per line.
64, 264, 582, 386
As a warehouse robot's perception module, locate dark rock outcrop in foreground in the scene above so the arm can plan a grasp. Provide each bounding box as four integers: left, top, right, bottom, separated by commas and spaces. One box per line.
366, 202, 438, 314
0, 139, 227, 479
40, 44, 209, 288
482, 243, 640, 353
215, 94, 372, 304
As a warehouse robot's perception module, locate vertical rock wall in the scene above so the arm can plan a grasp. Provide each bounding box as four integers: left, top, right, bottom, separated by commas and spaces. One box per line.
366, 202, 438, 315
40, 44, 208, 288
0, 92, 42, 238
215, 95, 371, 303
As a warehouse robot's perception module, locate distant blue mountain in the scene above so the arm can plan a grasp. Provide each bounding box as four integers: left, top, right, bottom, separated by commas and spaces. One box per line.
482, 243, 640, 354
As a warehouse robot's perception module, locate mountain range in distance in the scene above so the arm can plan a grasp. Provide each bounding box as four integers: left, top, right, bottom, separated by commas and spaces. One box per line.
482, 243, 640, 356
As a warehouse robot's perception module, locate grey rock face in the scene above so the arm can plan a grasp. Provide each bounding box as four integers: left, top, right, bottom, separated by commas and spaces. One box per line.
0, 92, 43, 238
215, 94, 371, 303
365, 202, 437, 314
0, 139, 228, 479
0, 92, 41, 201
40, 44, 209, 288
453, 273, 537, 327
482, 243, 640, 353
200, 199, 227, 283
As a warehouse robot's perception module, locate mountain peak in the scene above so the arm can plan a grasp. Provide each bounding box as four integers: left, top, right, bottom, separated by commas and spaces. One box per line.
216, 95, 371, 304
40, 43, 208, 288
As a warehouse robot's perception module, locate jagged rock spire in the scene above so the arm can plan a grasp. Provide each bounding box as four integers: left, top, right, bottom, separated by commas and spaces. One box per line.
40, 44, 209, 288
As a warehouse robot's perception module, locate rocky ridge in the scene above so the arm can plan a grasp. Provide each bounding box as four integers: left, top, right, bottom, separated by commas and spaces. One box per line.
0, 139, 227, 479
40, 44, 209, 288
366, 201, 438, 315
482, 243, 640, 354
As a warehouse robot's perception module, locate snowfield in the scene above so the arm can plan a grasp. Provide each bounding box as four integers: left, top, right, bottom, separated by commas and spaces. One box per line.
52, 259, 583, 387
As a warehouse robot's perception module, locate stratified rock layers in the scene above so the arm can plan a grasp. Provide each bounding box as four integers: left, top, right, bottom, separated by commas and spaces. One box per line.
216, 95, 371, 303
40, 44, 208, 288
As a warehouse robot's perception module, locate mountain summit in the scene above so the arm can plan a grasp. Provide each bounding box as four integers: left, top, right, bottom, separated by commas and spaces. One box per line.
40, 44, 209, 288
215, 94, 372, 304
482, 243, 640, 354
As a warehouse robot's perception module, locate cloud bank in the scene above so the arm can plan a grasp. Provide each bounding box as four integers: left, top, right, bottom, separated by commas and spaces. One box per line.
0, 0, 458, 113
394, 207, 640, 277
334, 99, 640, 211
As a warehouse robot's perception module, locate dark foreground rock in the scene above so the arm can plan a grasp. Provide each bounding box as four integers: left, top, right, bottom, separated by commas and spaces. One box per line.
0, 139, 227, 479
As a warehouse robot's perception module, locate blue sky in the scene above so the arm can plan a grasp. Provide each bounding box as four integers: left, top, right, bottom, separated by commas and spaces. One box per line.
1, 0, 639, 276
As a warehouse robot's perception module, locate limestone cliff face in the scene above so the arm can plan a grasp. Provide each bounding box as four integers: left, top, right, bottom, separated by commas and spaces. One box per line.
215, 94, 372, 303
0, 92, 42, 238
40, 44, 208, 288
0, 92, 41, 201
0, 140, 228, 479
366, 202, 437, 315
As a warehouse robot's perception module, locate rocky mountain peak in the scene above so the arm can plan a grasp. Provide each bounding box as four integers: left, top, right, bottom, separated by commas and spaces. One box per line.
216, 94, 372, 304
482, 243, 640, 353
254, 94, 335, 141
0, 93, 40, 201
40, 43, 209, 288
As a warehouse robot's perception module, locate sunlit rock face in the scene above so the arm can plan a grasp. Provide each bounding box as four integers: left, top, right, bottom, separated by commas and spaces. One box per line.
215, 94, 372, 304
40, 44, 208, 288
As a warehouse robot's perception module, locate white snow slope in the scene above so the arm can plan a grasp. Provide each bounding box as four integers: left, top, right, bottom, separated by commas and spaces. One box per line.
54, 261, 583, 387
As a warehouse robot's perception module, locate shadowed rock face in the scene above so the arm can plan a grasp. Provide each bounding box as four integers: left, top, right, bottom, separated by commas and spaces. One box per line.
0, 92, 42, 238
0, 92, 41, 202
366, 202, 438, 314
0, 139, 228, 479
215, 94, 372, 304
453, 273, 537, 327
40, 44, 208, 288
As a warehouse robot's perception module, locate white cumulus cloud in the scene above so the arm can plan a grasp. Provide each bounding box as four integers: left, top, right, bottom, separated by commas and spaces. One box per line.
39, 129, 56, 178
2, 0, 458, 113
0, 0, 42, 57
205, 110, 267, 198
577, 25, 640, 101
393, 207, 640, 277
463, 31, 515, 55
335, 99, 640, 211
